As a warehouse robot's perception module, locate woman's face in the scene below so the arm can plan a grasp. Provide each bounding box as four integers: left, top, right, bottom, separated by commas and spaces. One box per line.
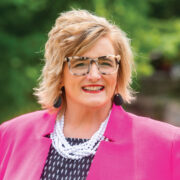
62, 36, 118, 108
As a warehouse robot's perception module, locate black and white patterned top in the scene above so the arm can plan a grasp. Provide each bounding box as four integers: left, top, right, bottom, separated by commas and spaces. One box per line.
40, 137, 95, 180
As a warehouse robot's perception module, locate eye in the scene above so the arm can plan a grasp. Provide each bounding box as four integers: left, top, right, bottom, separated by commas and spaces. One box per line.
70, 59, 89, 69
98, 59, 114, 67
101, 62, 112, 66
74, 62, 86, 67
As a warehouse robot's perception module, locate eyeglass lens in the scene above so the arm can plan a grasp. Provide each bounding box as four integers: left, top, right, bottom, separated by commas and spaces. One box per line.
69, 56, 118, 75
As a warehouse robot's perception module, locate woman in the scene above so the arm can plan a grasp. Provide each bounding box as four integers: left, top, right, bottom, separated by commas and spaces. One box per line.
0, 10, 180, 180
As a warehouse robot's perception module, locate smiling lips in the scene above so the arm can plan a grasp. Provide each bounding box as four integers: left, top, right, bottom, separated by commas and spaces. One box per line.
82, 85, 104, 93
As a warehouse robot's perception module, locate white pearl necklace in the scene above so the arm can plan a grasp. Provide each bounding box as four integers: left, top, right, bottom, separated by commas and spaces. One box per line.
50, 113, 110, 160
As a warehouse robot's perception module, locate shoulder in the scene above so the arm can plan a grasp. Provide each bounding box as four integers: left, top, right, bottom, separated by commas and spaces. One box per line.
127, 111, 180, 142
111, 104, 180, 142
0, 110, 50, 139
0, 110, 48, 129
128, 111, 179, 131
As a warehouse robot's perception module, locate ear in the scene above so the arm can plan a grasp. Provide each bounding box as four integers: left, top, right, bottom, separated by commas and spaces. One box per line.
60, 81, 64, 87
60, 70, 65, 87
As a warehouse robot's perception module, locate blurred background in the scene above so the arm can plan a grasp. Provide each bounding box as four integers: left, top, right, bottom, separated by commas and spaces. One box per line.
0, 0, 180, 125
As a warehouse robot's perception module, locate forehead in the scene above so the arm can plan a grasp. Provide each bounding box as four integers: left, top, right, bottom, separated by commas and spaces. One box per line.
81, 36, 115, 58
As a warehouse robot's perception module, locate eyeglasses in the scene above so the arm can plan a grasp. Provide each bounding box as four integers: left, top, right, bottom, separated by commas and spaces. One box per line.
64, 55, 121, 76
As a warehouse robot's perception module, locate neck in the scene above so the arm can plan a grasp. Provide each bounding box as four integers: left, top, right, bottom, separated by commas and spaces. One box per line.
62, 101, 112, 139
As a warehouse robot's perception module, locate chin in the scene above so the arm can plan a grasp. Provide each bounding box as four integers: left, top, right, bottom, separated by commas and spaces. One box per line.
82, 99, 110, 108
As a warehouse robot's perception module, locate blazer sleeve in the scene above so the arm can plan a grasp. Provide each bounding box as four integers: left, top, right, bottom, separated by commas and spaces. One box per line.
172, 127, 180, 180
0, 123, 4, 164
0, 122, 10, 179
0, 123, 5, 179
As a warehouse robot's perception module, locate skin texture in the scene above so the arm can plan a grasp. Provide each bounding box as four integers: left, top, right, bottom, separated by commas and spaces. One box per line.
62, 36, 118, 138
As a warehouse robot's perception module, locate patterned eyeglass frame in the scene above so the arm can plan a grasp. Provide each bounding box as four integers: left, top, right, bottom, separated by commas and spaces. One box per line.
64, 55, 121, 76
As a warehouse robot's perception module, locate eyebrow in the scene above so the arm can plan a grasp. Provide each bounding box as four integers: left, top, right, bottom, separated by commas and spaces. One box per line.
64, 55, 121, 62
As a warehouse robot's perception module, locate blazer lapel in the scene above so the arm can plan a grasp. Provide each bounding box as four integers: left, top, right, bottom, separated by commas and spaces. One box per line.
86, 104, 135, 180
24, 110, 57, 180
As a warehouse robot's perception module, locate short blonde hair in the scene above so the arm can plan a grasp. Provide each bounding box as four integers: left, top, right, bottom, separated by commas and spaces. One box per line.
34, 9, 135, 110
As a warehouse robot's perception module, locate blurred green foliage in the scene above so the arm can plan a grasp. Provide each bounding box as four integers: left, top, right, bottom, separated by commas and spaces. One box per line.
0, 0, 180, 122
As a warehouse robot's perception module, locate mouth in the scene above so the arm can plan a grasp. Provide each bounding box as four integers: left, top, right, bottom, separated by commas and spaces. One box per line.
82, 85, 105, 93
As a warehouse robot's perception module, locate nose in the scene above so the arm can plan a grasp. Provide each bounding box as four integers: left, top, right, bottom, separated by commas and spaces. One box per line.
86, 62, 101, 81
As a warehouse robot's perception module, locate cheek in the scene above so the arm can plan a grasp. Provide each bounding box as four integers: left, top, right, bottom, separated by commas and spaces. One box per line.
106, 75, 117, 93
64, 78, 79, 92
111, 74, 118, 86
63, 65, 78, 89
64, 75, 83, 95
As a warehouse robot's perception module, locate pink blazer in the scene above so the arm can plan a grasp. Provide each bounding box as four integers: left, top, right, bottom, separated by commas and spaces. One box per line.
0, 104, 180, 180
